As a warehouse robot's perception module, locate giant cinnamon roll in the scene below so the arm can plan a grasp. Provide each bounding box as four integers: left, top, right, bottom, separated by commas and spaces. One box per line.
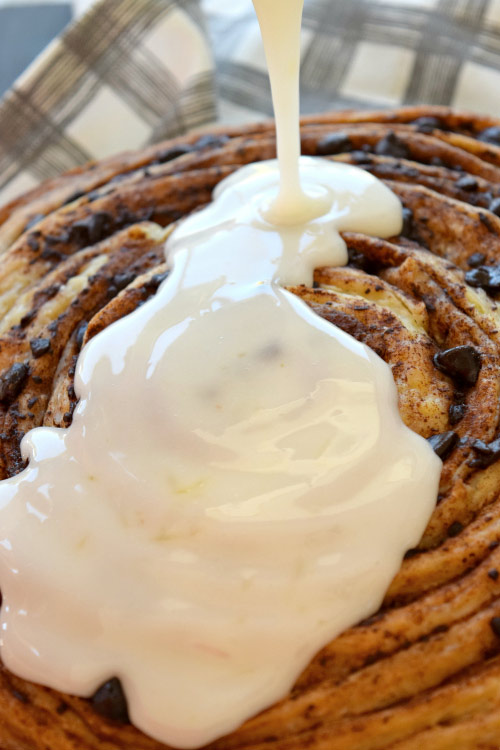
2, 106, 500, 749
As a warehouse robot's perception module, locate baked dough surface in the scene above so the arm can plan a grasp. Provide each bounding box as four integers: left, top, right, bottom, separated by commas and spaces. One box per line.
1, 106, 500, 749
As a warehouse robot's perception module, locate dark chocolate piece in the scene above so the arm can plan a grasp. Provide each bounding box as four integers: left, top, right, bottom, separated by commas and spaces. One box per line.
75, 322, 88, 348
447, 521, 464, 538
0, 363, 30, 403
427, 431, 459, 460
194, 134, 230, 150
24, 214, 45, 231
468, 437, 500, 468
69, 211, 114, 247
63, 190, 85, 206
433, 345, 481, 386
401, 207, 413, 238
153, 144, 192, 164
411, 116, 442, 133
91, 678, 130, 723
465, 265, 500, 291
448, 403, 466, 425
478, 126, 500, 146
489, 197, 500, 217
490, 616, 500, 637
374, 132, 410, 159
316, 132, 352, 156
467, 252, 486, 268
455, 175, 478, 192
113, 272, 135, 291
29, 338, 51, 358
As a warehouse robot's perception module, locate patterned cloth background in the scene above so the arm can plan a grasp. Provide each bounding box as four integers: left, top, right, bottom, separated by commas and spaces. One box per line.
2, 0, 500, 203
0, 0, 215, 203
206, 0, 500, 123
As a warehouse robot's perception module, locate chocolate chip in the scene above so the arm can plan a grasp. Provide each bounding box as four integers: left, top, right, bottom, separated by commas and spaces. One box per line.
31, 375, 42, 384
41, 247, 63, 262
449, 403, 466, 425
350, 150, 372, 165
91, 678, 129, 723
411, 116, 442, 133
316, 132, 352, 156
194, 134, 230, 150
433, 345, 481, 386
374, 132, 410, 159
75, 322, 88, 348
109, 172, 133, 185
403, 547, 420, 559
490, 616, 500, 637
153, 144, 192, 164
346, 246, 376, 273
27, 396, 38, 408
478, 126, 500, 146
467, 252, 486, 268
488, 568, 499, 581
144, 271, 169, 293
0, 362, 29, 403
455, 175, 478, 192
29, 338, 51, 358
45, 233, 66, 245
69, 211, 114, 246
465, 264, 500, 291
480, 213, 498, 235
12, 689, 29, 704
468, 437, 500, 468
19, 311, 34, 328
421, 295, 435, 313
447, 521, 464, 537
489, 197, 500, 217
113, 272, 135, 291
24, 214, 45, 231
62, 190, 85, 206
427, 430, 459, 460
27, 234, 39, 252
400, 207, 413, 238
43, 284, 60, 300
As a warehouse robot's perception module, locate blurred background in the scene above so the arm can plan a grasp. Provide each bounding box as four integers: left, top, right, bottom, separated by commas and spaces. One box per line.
1, 0, 500, 203
3, 0, 500, 112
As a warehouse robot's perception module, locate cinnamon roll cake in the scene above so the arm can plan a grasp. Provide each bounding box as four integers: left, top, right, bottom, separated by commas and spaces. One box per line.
1, 105, 500, 749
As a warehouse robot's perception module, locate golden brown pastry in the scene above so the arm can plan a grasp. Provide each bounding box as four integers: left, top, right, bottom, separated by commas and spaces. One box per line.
2, 106, 500, 749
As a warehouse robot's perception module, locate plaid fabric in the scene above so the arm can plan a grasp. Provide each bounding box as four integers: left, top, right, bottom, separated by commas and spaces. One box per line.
3, 0, 500, 203
204, 0, 500, 124
0, 0, 215, 203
